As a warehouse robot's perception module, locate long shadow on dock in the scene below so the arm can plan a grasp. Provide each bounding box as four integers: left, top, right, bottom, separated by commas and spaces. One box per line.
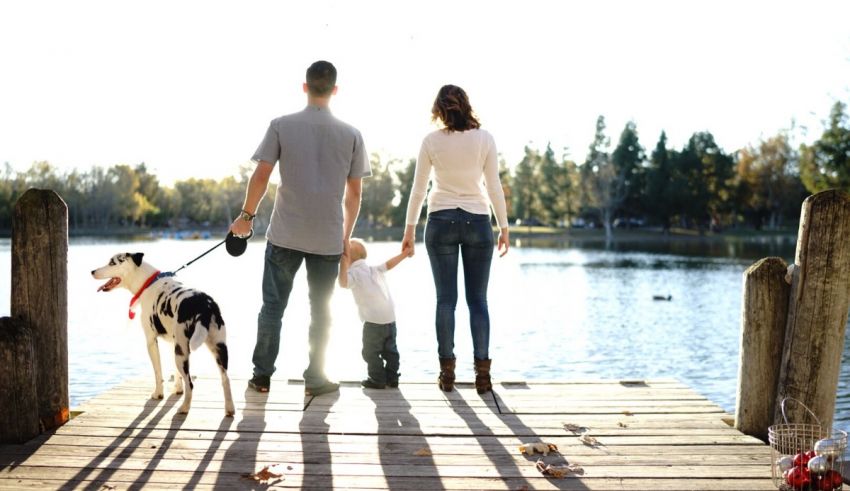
300, 390, 340, 490
447, 386, 586, 490
126, 408, 190, 491
64, 395, 179, 490
184, 411, 234, 490
364, 388, 443, 491
214, 386, 268, 490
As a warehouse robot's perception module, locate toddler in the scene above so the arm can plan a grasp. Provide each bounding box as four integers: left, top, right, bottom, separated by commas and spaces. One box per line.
339, 239, 410, 388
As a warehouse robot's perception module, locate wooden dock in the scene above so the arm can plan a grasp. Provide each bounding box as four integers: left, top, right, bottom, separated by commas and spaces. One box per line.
0, 377, 776, 490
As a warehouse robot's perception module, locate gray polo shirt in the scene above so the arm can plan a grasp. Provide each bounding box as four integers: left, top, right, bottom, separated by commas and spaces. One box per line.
252, 106, 371, 255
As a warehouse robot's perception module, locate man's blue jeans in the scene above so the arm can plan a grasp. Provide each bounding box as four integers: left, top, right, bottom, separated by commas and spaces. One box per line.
424, 208, 494, 360
252, 242, 340, 388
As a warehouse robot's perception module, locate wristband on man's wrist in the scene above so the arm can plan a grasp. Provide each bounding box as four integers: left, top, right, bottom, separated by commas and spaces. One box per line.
239, 209, 256, 222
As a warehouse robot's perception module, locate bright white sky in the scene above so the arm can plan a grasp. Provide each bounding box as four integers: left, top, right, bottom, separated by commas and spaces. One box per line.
1, 0, 849, 185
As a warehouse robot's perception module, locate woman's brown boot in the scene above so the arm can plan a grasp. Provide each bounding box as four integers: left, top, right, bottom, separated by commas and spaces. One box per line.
438, 358, 456, 392
474, 358, 492, 394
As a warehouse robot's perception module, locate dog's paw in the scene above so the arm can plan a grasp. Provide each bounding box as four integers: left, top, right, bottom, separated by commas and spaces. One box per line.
151, 390, 164, 400
178, 404, 190, 414
225, 403, 236, 417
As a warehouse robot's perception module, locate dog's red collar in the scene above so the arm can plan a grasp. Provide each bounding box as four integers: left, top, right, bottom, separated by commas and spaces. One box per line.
129, 270, 161, 320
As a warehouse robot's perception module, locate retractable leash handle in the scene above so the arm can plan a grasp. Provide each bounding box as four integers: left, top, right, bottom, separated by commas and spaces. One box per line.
225, 229, 253, 257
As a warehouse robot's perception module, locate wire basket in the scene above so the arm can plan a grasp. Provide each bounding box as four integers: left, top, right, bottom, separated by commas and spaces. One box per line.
768, 398, 847, 490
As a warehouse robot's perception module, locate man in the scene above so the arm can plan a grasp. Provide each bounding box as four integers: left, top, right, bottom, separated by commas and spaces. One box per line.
230, 60, 370, 396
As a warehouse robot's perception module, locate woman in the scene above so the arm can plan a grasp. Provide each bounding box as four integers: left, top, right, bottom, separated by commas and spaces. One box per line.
402, 84, 509, 394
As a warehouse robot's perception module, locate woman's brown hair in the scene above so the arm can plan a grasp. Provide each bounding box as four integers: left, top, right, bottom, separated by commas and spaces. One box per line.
431, 85, 481, 132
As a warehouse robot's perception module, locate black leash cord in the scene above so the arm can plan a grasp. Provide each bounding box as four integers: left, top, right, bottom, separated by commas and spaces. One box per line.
171, 238, 227, 275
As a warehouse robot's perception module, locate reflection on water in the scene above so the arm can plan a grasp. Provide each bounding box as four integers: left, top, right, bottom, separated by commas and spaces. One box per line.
1, 233, 849, 433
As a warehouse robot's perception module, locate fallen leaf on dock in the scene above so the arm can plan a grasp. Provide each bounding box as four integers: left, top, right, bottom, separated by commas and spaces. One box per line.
622, 410, 634, 416
579, 433, 599, 446
414, 447, 433, 456
563, 423, 587, 433
241, 464, 285, 483
519, 442, 559, 456
535, 459, 584, 478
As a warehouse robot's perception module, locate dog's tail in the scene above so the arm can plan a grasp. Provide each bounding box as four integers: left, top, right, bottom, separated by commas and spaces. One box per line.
189, 325, 207, 352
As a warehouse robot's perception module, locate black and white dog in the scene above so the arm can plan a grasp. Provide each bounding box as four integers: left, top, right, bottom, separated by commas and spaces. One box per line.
91, 252, 235, 416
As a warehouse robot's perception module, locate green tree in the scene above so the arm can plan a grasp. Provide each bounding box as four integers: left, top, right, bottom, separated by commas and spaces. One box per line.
0, 163, 19, 229
673, 132, 735, 230
134, 163, 162, 226
389, 158, 419, 227
800, 101, 850, 193
611, 121, 645, 219
512, 146, 542, 225
580, 115, 626, 238
557, 149, 580, 227
498, 155, 514, 223
643, 132, 677, 230
360, 154, 395, 227
174, 178, 215, 224
537, 144, 560, 225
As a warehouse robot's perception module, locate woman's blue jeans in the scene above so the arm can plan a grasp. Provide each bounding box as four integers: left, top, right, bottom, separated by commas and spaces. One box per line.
253, 242, 340, 388
424, 208, 494, 360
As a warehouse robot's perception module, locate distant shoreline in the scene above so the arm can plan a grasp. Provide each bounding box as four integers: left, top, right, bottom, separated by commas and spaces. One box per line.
0, 225, 798, 244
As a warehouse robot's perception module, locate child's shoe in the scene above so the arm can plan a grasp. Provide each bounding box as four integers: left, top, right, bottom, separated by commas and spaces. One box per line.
361, 378, 386, 389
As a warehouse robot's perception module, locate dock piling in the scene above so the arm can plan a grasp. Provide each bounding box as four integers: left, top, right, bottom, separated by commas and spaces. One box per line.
774, 189, 850, 429
735, 257, 789, 441
10, 189, 70, 432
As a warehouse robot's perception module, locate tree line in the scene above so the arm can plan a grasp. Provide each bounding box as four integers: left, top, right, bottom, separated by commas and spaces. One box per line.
1, 101, 848, 236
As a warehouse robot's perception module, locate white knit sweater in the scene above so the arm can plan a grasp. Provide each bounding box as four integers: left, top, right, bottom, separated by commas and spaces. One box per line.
405, 128, 509, 228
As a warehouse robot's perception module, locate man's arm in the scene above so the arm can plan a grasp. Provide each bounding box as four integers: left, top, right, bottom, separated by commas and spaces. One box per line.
229, 161, 274, 237
338, 252, 350, 288
342, 176, 362, 255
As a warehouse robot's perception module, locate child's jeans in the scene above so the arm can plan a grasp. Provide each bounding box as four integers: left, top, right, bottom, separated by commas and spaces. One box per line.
362, 321, 399, 385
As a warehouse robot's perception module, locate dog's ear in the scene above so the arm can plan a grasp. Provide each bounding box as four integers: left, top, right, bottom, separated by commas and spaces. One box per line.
130, 252, 144, 267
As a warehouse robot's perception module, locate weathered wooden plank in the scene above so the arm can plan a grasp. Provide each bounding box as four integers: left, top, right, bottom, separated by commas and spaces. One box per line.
40, 422, 768, 446
61, 413, 740, 434
0, 453, 775, 478
0, 435, 770, 462
0, 442, 773, 466
0, 474, 777, 491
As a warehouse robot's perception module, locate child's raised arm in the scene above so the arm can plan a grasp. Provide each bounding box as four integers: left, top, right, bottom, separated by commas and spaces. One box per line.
384, 249, 410, 272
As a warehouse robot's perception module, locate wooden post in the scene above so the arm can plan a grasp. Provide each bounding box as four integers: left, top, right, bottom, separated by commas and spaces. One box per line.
775, 190, 850, 429
734, 257, 790, 441
11, 189, 70, 431
0, 317, 39, 443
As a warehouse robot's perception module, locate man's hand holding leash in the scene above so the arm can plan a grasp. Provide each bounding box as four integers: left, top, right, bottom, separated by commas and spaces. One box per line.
229, 209, 254, 239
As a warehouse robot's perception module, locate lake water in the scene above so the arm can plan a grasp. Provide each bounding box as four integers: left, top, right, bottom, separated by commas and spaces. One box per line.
2, 234, 850, 433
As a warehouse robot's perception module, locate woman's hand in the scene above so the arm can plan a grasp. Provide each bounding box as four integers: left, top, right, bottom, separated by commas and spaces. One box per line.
497, 227, 509, 257
402, 225, 416, 257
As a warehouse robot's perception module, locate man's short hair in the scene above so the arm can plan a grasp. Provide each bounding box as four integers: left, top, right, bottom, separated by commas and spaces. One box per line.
306, 61, 337, 97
